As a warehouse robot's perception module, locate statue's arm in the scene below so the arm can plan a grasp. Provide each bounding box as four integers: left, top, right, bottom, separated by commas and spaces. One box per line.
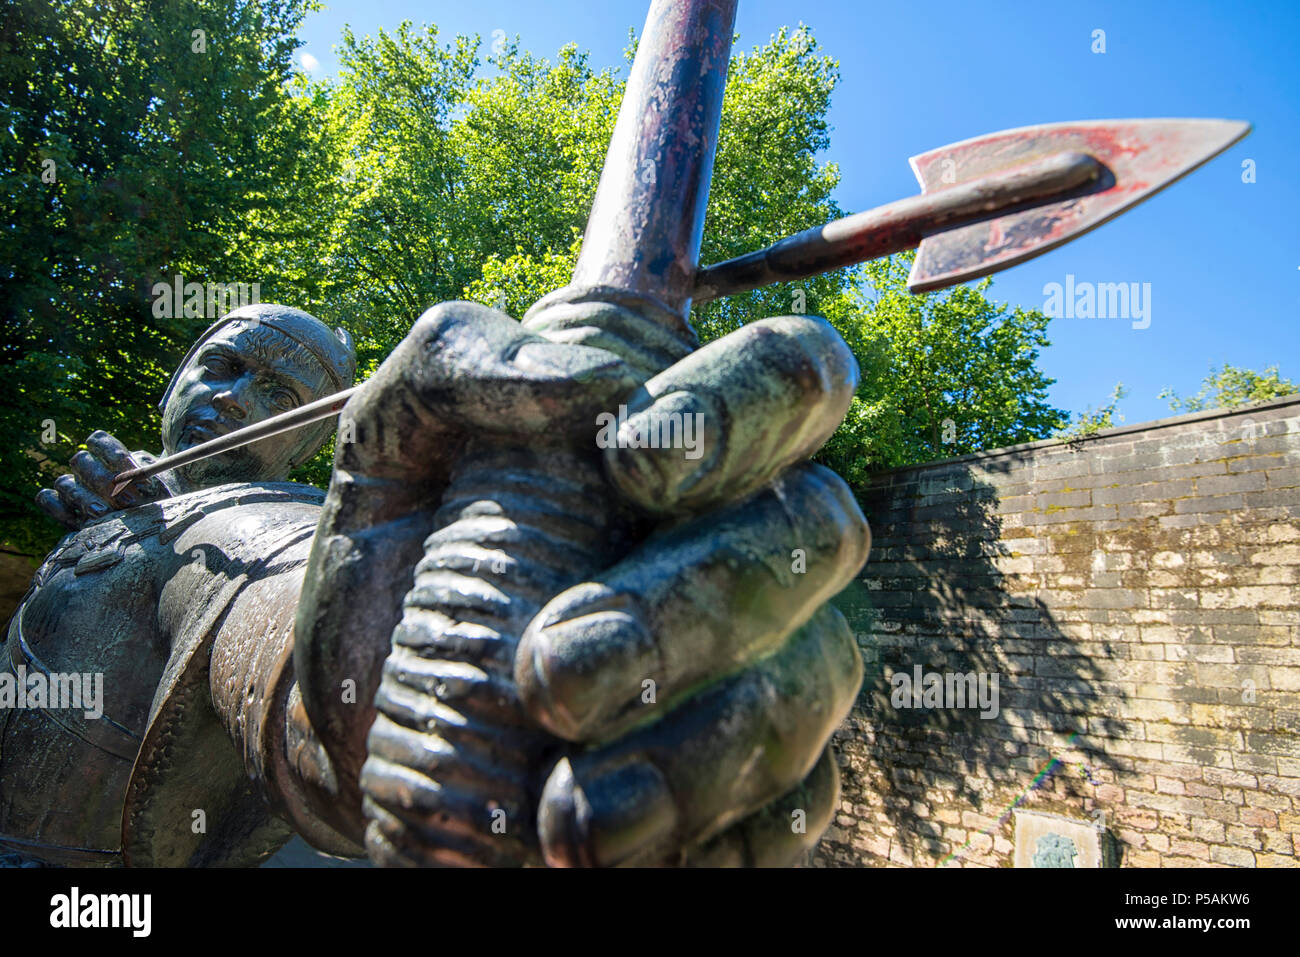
202, 558, 366, 856
158, 496, 370, 856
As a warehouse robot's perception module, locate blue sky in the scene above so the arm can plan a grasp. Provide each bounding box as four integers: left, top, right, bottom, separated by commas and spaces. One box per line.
294, 0, 1299, 424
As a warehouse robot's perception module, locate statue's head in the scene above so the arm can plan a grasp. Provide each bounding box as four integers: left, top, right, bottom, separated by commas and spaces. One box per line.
159, 304, 356, 491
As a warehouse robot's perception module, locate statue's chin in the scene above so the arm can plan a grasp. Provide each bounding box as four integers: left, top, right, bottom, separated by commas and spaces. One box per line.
175, 453, 281, 491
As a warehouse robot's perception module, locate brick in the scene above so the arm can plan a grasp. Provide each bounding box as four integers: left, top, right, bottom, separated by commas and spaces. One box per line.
1201, 586, 1295, 609
1191, 819, 1226, 842
1232, 752, 1278, 774
1169, 838, 1210, 860
1114, 807, 1159, 830
1204, 768, 1257, 788
1155, 776, 1186, 795
1261, 829, 1294, 854
1162, 744, 1235, 768
1248, 544, 1300, 564
1093, 784, 1125, 803
1244, 732, 1300, 757
1260, 775, 1300, 797
1226, 824, 1264, 850
1245, 790, 1291, 811
1209, 846, 1256, 867
1240, 807, 1277, 828
1175, 493, 1246, 514
1197, 472, 1266, 496
1265, 466, 1300, 488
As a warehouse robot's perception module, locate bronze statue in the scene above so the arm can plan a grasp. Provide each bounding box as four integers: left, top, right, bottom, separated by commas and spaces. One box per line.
1, 304, 363, 864
1, 293, 866, 867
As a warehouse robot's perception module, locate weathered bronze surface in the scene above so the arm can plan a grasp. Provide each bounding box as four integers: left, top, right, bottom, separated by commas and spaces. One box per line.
2, 305, 357, 866
694, 118, 1250, 299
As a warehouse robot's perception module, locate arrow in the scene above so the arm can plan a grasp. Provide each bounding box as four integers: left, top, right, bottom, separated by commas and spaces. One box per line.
693, 118, 1250, 298
111, 119, 1249, 499
109, 386, 357, 497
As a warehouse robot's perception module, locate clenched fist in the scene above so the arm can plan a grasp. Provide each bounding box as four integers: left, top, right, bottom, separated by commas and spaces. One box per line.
294, 298, 869, 867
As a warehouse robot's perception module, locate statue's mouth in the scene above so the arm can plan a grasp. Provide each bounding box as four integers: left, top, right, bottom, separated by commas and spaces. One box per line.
181, 417, 241, 447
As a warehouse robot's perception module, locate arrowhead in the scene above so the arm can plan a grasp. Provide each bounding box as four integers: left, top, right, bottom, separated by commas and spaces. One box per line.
907, 118, 1251, 293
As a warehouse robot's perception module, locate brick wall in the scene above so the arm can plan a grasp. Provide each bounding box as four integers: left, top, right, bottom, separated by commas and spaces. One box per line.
814, 396, 1300, 868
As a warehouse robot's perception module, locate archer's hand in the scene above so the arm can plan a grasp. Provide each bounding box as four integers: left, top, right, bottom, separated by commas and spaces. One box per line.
294, 300, 867, 866
516, 309, 867, 867
36, 431, 169, 530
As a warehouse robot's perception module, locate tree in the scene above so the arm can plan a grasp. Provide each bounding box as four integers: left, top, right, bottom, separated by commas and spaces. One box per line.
303, 23, 846, 351
1, 0, 323, 555
1055, 382, 1127, 440
814, 252, 1069, 490
1160, 363, 1297, 414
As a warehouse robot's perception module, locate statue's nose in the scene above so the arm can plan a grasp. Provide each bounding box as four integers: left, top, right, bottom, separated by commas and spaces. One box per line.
212, 389, 248, 420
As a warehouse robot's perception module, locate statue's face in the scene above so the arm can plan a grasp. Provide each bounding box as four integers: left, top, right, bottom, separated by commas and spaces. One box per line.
160, 322, 332, 489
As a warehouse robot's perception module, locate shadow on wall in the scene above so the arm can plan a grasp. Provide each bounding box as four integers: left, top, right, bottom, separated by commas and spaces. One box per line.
828, 461, 1129, 866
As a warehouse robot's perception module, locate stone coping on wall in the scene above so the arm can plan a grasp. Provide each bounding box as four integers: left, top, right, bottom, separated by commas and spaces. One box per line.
859, 393, 1300, 481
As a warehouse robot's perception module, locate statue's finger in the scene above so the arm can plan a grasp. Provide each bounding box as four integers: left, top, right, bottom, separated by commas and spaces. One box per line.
83, 431, 159, 505
69, 449, 120, 504
516, 462, 868, 742
403, 301, 644, 438
601, 314, 858, 515
36, 488, 78, 529
53, 473, 111, 522
84, 431, 134, 473
535, 604, 862, 868
675, 745, 839, 867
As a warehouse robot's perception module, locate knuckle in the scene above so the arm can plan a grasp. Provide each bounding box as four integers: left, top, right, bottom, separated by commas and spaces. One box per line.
801, 462, 871, 569
816, 605, 864, 706
409, 305, 458, 350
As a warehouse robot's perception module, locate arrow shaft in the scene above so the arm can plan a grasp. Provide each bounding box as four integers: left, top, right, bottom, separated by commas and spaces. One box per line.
692, 149, 1102, 302
111, 386, 357, 494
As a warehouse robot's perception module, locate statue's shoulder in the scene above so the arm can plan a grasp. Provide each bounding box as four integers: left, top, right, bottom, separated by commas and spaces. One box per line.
32, 481, 326, 582
157, 480, 327, 555
150, 480, 327, 529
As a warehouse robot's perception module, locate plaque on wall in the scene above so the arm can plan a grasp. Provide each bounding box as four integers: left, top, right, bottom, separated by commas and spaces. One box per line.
1014, 810, 1118, 868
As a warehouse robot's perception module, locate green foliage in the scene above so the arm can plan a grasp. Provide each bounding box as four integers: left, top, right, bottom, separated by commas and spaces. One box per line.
1160, 363, 1297, 414
1, 0, 320, 555
814, 252, 1069, 488
1055, 383, 1127, 440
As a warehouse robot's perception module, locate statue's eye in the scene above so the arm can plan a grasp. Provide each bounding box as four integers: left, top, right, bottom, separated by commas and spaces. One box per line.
270, 388, 298, 412
202, 356, 232, 377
